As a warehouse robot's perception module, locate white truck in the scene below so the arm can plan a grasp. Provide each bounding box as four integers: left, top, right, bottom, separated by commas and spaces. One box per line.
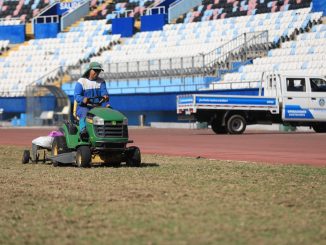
177, 73, 326, 134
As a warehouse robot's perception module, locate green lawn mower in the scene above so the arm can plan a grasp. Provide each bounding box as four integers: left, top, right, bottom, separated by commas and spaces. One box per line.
50, 97, 141, 168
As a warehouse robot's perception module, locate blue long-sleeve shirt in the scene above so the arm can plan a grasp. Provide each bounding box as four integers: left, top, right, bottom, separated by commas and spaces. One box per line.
74, 77, 109, 118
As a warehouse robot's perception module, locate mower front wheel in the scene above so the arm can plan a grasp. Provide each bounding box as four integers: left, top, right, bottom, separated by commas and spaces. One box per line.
76, 146, 92, 168
126, 147, 141, 167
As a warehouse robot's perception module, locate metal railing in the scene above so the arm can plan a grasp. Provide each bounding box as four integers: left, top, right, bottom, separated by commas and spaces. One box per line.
102, 31, 270, 80
113, 10, 133, 18
145, 6, 166, 15
62, 81, 207, 95
34, 15, 59, 24
0, 17, 23, 25
205, 31, 269, 71
31, 0, 59, 33
208, 80, 262, 91
59, 78, 263, 96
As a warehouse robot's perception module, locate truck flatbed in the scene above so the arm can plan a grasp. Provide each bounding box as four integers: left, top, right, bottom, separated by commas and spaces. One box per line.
176, 73, 326, 134
177, 94, 279, 114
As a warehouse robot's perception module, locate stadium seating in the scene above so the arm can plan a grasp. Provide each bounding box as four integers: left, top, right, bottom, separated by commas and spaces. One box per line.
0, 20, 120, 97
91, 8, 320, 78
176, 0, 313, 23
0, 0, 51, 23
0, 0, 324, 97
85, 0, 158, 21
209, 22, 326, 90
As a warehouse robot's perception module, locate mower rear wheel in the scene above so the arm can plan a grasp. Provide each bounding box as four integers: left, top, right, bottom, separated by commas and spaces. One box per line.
76, 146, 92, 168
126, 146, 141, 167
51, 136, 68, 167
22, 150, 30, 164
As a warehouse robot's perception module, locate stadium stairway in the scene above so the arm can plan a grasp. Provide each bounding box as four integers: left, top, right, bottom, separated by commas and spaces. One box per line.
0, 41, 29, 58
62, 1, 115, 33
63, 19, 84, 33
25, 22, 34, 39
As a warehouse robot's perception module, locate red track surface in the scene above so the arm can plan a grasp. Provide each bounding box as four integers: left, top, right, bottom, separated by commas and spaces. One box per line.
0, 127, 325, 167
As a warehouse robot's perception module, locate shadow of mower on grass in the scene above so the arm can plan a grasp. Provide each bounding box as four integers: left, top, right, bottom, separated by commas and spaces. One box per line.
29, 162, 160, 169
93, 162, 160, 169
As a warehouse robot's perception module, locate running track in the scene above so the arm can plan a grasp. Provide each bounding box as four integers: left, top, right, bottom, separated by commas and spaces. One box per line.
0, 127, 325, 167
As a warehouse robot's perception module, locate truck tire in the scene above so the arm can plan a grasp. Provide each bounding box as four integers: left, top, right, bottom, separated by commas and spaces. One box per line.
51, 136, 68, 167
76, 146, 92, 168
226, 114, 246, 134
313, 124, 326, 133
211, 119, 227, 134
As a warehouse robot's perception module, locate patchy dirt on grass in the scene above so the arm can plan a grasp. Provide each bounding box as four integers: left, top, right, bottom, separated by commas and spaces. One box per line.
0, 146, 325, 245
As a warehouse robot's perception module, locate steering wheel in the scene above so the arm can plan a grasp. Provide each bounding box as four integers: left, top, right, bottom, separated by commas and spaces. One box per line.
86, 96, 106, 107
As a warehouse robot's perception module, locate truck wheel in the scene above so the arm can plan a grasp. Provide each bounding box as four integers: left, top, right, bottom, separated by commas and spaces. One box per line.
22, 150, 30, 164
211, 119, 227, 134
313, 124, 326, 133
76, 146, 92, 168
51, 136, 68, 167
126, 147, 141, 167
227, 114, 246, 134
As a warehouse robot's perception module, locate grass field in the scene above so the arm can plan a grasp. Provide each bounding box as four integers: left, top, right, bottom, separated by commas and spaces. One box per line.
0, 145, 325, 245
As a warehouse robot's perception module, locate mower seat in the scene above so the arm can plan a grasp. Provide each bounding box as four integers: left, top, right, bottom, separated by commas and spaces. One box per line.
58, 101, 78, 135
64, 121, 78, 135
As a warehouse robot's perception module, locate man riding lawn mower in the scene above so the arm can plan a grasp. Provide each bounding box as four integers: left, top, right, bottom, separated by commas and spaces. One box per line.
22, 62, 141, 168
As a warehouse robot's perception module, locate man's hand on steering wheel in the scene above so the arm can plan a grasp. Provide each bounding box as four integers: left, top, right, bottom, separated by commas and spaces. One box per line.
83, 97, 89, 104
103, 95, 109, 102
83, 96, 109, 107
103, 95, 111, 108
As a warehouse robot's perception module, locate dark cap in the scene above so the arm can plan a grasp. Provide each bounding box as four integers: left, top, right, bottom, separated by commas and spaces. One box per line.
82, 61, 104, 77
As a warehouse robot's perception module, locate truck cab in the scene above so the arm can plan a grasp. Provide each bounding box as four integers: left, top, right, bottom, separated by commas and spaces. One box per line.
264, 73, 326, 128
